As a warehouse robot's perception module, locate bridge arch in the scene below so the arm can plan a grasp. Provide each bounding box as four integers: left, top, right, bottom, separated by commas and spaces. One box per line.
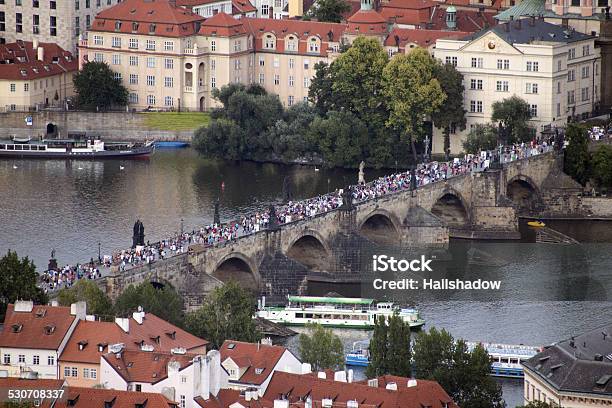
431, 188, 470, 228
506, 175, 541, 213
286, 231, 332, 272
212, 252, 260, 290
358, 209, 401, 245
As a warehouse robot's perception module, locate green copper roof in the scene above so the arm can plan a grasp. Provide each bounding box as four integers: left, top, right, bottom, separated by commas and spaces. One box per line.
287, 296, 374, 305
495, 0, 545, 21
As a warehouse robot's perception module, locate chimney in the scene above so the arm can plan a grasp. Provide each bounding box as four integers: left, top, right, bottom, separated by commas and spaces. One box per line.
207, 350, 221, 397
132, 307, 145, 325
301, 363, 312, 374
347, 369, 354, 383
115, 317, 130, 333
274, 400, 290, 408
37, 46, 44, 61
70, 301, 87, 319
195, 355, 211, 401
334, 371, 347, 382
407, 379, 417, 387
317, 371, 327, 379
386, 382, 398, 391
32, 39, 39, 50
50, 300, 59, 307
14, 300, 34, 313
245, 391, 252, 402
367, 378, 378, 388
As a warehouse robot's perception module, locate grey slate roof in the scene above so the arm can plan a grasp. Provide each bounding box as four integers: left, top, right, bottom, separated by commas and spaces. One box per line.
522, 323, 612, 396
495, 0, 545, 21
465, 18, 593, 44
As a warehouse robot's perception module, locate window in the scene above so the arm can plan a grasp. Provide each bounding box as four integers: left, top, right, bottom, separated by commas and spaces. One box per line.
211, 77, 216, 88
129, 56, 138, 66
288, 95, 294, 106
180, 395, 186, 408
93, 35, 103, 45
147, 95, 155, 105
75, 16, 80, 35
50, 0, 56, 7
274, 74, 279, 85
496, 80, 509, 92
288, 75, 294, 87
264, 34, 275, 49
164, 58, 174, 69
583, 44, 590, 56
33, 14, 39, 34
234, 59, 240, 70
163, 96, 173, 106
470, 100, 483, 113
93, 53, 103, 62
90, 369, 97, 379
50, 16, 56, 36
164, 77, 173, 87
147, 57, 155, 68
304, 76, 310, 88
581, 87, 590, 101
304, 59, 309, 70
233, 39, 241, 52
526, 83, 538, 94
289, 58, 294, 69
445, 56, 457, 66
211, 40, 216, 51
83, 368, 90, 378
568, 48, 575, 60
210, 59, 216, 71
526, 61, 538, 72
530, 104, 538, 117
71, 367, 78, 377
16, 0, 22, 4
259, 57, 265, 66
113, 72, 121, 81
286, 36, 297, 52
3, 354, 10, 364
86, 15, 91, 28
259, 73, 264, 84
129, 74, 138, 84
567, 69, 575, 81
64, 366, 71, 377
557, 60, 562, 71
24, 83, 29, 92
16, 13, 22, 33
10, 83, 16, 92
471, 57, 483, 68
470, 79, 483, 90
497, 59, 509, 69
33, 0, 39, 6
85, 0, 89, 7
557, 81, 561, 94
75, 0, 79, 9
261, 3, 269, 14
567, 90, 575, 104
112, 37, 121, 47
308, 38, 319, 53
112, 54, 120, 65
0, 11, 4, 31
557, 102, 561, 117
146, 75, 155, 86
571, 0, 579, 5
129, 93, 138, 103
273, 57, 279, 68
164, 41, 174, 51
146, 40, 155, 51
129, 38, 138, 49
581, 65, 590, 78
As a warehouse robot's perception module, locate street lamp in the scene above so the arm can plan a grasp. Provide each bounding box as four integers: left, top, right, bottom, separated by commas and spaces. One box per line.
98, 242, 101, 264
180, 218, 184, 236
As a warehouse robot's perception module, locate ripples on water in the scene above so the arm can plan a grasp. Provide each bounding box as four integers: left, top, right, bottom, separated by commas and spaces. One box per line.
1, 149, 611, 407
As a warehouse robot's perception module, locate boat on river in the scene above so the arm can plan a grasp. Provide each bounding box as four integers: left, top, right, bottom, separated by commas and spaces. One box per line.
256, 296, 425, 329
527, 220, 546, 228
0, 138, 155, 159
345, 340, 370, 366
466, 341, 540, 378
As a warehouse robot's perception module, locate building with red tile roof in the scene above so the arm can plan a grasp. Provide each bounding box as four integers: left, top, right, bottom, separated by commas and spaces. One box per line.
384, 26, 470, 52
57, 386, 179, 408
0, 41, 78, 110
219, 340, 302, 394
0, 301, 85, 379
59, 309, 207, 388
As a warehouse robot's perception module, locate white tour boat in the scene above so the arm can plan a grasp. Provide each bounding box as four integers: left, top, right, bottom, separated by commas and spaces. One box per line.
256, 296, 425, 329
466, 341, 540, 378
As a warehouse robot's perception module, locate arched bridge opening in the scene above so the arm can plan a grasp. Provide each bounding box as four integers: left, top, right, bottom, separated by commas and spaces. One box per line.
359, 213, 401, 246
431, 193, 470, 228
286, 235, 331, 272
212, 257, 258, 290
507, 177, 539, 213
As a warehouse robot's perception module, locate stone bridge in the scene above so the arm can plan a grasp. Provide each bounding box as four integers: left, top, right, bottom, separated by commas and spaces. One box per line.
101, 151, 583, 308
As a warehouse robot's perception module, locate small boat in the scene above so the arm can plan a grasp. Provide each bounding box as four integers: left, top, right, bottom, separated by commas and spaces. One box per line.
256, 295, 425, 329
345, 340, 370, 366
466, 342, 540, 378
0, 139, 155, 159
154, 141, 189, 148
527, 220, 545, 228
12, 136, 31, 144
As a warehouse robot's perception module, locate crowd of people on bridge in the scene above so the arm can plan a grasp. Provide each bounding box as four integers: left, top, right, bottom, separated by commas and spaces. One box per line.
588, 125, 612, 141
41, 140, 555, 288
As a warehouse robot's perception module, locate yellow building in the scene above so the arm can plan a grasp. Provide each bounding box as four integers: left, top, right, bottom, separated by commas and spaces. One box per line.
0, 40, 77, 111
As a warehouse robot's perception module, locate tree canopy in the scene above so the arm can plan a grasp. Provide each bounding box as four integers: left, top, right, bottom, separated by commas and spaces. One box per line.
462, 124, 498, 154
184, 281, 261, 349
298, 323, 344, 371
306, 0, 351, 22
433, 62, 466, 159
564, 123, 590, 185
0, 250, 47, 321
491, 96, 532, 144
366, 314, 411, 378
73, 61, 128, 110
114, 281, 185, 327
57, 279, 114, 320
591, 145, 612, 190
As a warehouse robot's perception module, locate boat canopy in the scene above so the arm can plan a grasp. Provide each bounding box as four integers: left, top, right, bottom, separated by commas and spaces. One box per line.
287, 296, 374, 305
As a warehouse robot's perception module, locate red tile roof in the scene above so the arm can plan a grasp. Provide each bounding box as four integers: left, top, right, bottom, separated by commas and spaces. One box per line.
0, 304, 77, 350
0, 41, 78, 81
233, 0, 257, 14
199, 12, 248, 36
102, 349, 194, 384
91, 0, 204, 37
383, 0, 437, 9
346, 9, 388, 34
264, 372, 458, 408
0, 378, 66, 408
379, 7, 431, 25
220, 340, 288, 385
429, 6, 496, 31
194, 389, 246, 408
384, 27, 471, 47
55, 386, 178, 408
126, 312, 208, 352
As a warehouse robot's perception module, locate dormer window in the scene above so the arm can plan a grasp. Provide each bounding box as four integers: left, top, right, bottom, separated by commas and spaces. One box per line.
132, 22, 138, 31
11, 323, 23, 333
35, 308, 47, 318
98, 343, 107, 352
149, 23, 156, 33
165, 331, 176, 339
44, 324, 56, 335
285, 35, 297, 52
264, 34, 275, 49
255, 368, 264, 375
78, 341, 88, 351
308, 37, 320, 53
20, 69, 27, 77
115, 20, 122, 31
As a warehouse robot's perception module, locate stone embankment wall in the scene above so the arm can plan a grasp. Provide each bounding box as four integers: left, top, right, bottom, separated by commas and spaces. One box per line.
0, 111, 193, 142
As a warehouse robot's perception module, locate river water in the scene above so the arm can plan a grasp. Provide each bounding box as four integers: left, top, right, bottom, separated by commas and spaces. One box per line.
1, 148, 611, 407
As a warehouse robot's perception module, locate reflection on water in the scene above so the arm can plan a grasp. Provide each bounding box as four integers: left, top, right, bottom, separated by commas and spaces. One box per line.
1, 149, 611, 407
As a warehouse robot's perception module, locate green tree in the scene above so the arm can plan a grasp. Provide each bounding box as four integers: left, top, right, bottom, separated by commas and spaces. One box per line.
591, 145, 612, 190
211, 83, 246, 108
382, 49, 445, 162
413, 328, 505, 408
193, 118, 246, 160
433, 62, 466, 159
73, 61, 128, 110
56, 279, 114, 320
308, 110, 368, 167
462, 123, 498, 154
365, 315, 388, 378
0, 250, 47, 321
184, 281, 261, 349
308, 62, 337, 115
298, 323, 344, 371
564, 123, 590, 185
306, 0, 350, 22
386, 314, 411, 376
491, 95, 532, 144
264, 102, 316, 161
114, 281, 184, 327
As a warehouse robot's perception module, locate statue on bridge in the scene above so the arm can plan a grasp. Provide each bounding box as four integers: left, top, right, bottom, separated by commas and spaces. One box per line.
268, 204, 279, 230
358, 161, 365, 185
132, 220, 145, 248
341, 185, 354, 210
282, 176, 293, 203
